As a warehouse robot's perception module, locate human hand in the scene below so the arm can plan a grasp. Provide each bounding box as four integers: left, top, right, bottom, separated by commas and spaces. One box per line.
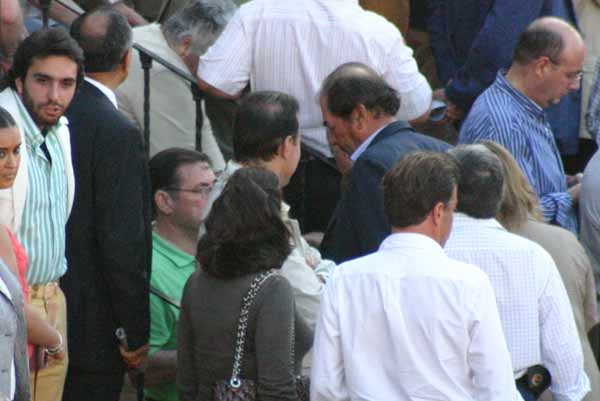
568, 183, 581, 203
119, 343, 149, 370
433, 88, 447, 101
445, 101, 465, 123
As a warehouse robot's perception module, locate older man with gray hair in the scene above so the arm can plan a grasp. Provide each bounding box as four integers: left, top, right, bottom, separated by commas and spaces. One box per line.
116, 0, 236, 169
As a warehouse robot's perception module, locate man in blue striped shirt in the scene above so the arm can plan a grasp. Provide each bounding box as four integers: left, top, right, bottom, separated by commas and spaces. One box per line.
459, 17, 584, 233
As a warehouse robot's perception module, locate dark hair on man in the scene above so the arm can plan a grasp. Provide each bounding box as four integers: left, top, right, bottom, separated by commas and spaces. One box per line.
513, 18, 569, 65
70, 7, 133, 73
233, 91, 299, 163
321, 62, 400, 119
6, 28, 84, 90
162, 0, 236, 55
149, 147, 212, 196
197, 167, 291, 278
449, 145, 504, 219
0, 106, 16, 129
383, 151, 460, 228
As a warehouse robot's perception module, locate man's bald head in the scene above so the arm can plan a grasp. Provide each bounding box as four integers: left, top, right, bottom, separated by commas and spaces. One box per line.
513, 16, 583, 66
320, 62, 400, 118
70, 7, 132, 73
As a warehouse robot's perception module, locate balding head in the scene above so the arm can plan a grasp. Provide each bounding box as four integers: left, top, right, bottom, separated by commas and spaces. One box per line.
320, 62, 400, 119
70, 7, 132, 73
513, 17, 583, 66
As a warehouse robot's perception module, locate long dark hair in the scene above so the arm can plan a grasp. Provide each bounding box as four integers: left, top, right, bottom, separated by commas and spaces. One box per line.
197, 168, 291, 278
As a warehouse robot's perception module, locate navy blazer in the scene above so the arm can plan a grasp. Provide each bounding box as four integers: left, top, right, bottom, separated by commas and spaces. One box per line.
427, 0, 581, 155
62, 81, 152, 375
320, 121, 451, 264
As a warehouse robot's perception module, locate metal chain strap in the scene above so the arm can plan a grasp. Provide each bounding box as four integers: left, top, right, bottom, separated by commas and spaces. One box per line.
229, 270, 274, 388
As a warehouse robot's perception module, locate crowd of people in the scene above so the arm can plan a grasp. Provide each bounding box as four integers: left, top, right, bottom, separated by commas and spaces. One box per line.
1, 0, 600, 401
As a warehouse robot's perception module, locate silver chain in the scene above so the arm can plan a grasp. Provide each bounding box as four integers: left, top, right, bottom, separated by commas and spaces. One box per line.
229, 270, 274, 388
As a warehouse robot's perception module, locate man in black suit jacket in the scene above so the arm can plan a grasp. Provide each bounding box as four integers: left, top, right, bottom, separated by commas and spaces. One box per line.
320, 63, 451, 263
62, 8, 151, 401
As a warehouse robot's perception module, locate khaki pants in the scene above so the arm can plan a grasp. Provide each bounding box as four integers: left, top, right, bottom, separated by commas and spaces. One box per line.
28, 283, 68, 401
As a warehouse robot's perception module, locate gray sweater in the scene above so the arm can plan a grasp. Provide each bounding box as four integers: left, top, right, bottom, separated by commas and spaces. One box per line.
177, 270, 313, 401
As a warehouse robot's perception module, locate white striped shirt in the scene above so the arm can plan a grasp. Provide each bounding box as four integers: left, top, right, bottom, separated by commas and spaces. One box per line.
445, 214, 590, 401
14, 95, 69, 285
197, 0, 431, 157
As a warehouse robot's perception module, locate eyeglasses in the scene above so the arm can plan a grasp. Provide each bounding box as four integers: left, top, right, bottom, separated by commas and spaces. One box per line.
164, 184, 213, 197
548, 58, 583, 83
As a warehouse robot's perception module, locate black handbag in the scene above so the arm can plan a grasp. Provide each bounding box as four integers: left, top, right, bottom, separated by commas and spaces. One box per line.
213, 271, 309, 401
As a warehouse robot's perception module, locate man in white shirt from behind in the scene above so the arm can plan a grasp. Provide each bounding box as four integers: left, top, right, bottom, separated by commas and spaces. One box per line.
311, 151, 522, 401
445, 145, 589, 401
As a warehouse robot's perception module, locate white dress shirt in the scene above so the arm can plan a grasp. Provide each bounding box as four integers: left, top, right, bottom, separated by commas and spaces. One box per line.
445, 213, 590, 401
311, 232, 521, 401
197, 0, 431, 157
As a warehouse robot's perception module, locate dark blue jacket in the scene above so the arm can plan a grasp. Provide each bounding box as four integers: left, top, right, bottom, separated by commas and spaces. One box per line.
320, 121, 451, 264
427, 0, 581, 155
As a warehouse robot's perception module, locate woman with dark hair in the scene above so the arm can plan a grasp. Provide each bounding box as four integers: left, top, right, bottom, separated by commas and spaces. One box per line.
177, 167, 313, 401
482, 140, 600, 400
0, 106, 65, 387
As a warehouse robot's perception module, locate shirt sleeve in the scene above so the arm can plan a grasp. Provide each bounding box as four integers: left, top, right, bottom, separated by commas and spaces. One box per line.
586, 59, 600, 141
310, 275, 350, 401
467, 273, 524, 401
197, 11, 252, 96
148, 284, 176, 354
254, 277, 298, 401
538, 251, 591, 401
382, 37, 432, 121
279, 248, 325, 330
444, 1, 545, 110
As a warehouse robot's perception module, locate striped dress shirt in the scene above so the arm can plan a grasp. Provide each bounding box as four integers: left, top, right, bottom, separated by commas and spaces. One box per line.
586, 58, 600, 142
14, 96, 69, 285
445, 214, 590, 401
197, 0, 431, 157
459, 72, 576, 232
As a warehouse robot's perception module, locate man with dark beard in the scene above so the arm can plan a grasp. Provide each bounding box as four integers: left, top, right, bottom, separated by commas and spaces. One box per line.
0, 28, 84, 401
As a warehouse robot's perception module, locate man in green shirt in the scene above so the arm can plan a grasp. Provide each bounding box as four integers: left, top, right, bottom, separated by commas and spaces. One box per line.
146, 147, 215, 401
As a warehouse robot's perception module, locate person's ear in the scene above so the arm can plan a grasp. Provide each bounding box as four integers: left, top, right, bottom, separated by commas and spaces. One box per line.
431, 201, 445, 227
533, 56, 552, 78
350, 104, 368, 131
279, 135, 295, 159
15, 77, 23, 97
122, 48, 133, 74
154, 190, 175, 215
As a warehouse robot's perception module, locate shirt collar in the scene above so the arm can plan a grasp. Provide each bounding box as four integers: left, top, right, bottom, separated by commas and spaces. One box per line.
12, 89, 68, 148
379, 232, 445, 254
85, 76, 118, 109
350, 123, 389, 161
453, 212, 506, 231
152, 231, 195, 268
495, 71, 545, 119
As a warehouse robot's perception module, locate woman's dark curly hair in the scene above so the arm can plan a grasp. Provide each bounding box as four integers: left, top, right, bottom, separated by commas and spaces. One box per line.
197, 167, 292, 278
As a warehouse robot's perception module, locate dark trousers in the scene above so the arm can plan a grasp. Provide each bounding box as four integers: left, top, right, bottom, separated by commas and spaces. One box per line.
283, 151, 341, 233
62, 369, 124, 401
562, 138, 598, 175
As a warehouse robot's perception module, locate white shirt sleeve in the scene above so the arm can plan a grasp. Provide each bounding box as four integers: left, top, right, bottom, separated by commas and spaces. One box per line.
197, 11, 252, 96
383, 36, 432, 121
467, 274, 524, 401
537, 252, 591, 401
310, 276, 349, 401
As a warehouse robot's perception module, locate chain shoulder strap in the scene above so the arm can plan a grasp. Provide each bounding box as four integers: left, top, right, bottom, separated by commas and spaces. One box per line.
229, 270, 274, 388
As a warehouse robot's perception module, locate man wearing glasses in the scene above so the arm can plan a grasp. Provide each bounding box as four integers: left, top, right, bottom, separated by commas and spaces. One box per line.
144, 148, 215, 401
459, 17, 584, 233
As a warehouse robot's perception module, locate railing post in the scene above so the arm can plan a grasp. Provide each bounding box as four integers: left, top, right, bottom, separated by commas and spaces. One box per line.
139, 51, 153, 156
191, 83, 204, 152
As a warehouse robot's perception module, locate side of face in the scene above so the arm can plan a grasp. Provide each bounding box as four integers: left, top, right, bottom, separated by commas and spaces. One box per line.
320, 96, 357, 157
434, 186, 457, 247
0, 126, 21, 189
169, 161, 216, 232
535, 40, 585, 108
279, 128, 302, 187
15, 55, 78, 129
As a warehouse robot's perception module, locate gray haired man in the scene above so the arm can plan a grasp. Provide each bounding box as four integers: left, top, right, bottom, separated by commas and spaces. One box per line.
116, 0, 236, 167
